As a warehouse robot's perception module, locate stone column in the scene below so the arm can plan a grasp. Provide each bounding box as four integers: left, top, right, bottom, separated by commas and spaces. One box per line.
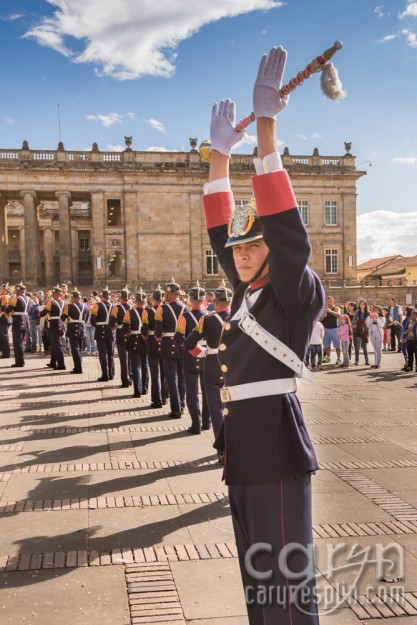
20, 189, 40, 285
124, 191, 139, 285
43, 227, 54, 285
90, 192, 106, 285
55, 191, 72, 283
0, 194, 8, 282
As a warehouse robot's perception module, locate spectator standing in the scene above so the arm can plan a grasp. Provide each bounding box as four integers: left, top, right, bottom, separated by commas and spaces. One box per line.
321, 295, 341, 364
309, 319, 324, 370
85, 298, 97, 355
366, 306, 385, 368
389, 297, 403, 351
352, 299, 370, 366
346, 302, 357, 362
401, 307, 415, 371
337, 314, 351, 368
382, 307, 392, 351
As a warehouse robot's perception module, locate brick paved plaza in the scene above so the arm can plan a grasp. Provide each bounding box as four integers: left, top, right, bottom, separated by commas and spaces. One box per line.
1, 350, 417, 624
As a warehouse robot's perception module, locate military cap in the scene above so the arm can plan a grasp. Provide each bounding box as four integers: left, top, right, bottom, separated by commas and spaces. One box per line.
15, 282, 26, 292
214, 279, 233, 302
101, 286, 111, 299
152, 284, 164, 301
0, 282, 10, 291
71, 288, 81, 299
225, 198, 263, 248
189, 280, 206, 300
135, 288, 147, 302
120, 285, 130, 300
52, 286, 62, 295
165, 278, 181, 294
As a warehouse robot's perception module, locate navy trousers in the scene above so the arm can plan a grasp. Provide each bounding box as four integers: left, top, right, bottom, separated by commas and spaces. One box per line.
117, 342, 130, 385
163, 357, 184, 414
129, 351, 143, 395
50, 332, 65, 369
229, 475, 320, 625
184, 369, 210, 432
97, 338, 115, 380
205, 381, 223, 438
69, 337, 83, 372
0, 323, 10, 357
149, 354, 168, 404
141, 353, 149, 393
12, 326, 25, 366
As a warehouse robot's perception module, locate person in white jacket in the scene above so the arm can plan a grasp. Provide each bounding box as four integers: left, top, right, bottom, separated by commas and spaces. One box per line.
366, 306, 385, 368
309, 319, 325, 370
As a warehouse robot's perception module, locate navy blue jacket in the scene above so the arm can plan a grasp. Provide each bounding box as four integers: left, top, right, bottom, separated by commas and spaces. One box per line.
203, 169, 324, 485
154, 300, 188, 359
174, 307, 207, 374
184, 309, 230, 385
62, 301, 89, 339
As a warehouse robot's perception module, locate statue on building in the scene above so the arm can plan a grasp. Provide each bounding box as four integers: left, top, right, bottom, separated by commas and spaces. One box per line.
344, 141, 352, 154
124, 136, 133, 151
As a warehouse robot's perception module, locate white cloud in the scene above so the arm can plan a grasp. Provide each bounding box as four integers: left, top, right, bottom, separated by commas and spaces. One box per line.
106, 144, 125, 151
392, 156, 417, 165
87, 113, 123, 127
296, 133, 307, 141
400, 2, 417, 18
0, 13, 24, 21
146, 146, 177, 152
127, 112, 136, 120
312, 133, 321, 140
234, 133, 257, 150
401, 28, 417, 45
23, 0, 282, 80
145, 118, 166, 133
357, 210, 417, 262
5, 116, 15, 125
374, 5, 385, 18
381, 33, 397, 42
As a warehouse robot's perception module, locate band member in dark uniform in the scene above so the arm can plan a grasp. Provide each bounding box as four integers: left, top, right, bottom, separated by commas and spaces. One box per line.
110, 287, 132, 387
5, 283, 31, 367
184, 280, 232, 456
154, 280, 188, 418
62, 289, 88, 373
0, 283, 12, 359
174, 281, 209, 434
203, 47, 324, 624
90, 288, 115, 381
122, 289, 148, 398
141, 286, 167, 408
40, 286, 66, 370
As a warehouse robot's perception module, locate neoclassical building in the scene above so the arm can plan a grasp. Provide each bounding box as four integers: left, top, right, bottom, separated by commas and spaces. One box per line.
0, 139, 365, 289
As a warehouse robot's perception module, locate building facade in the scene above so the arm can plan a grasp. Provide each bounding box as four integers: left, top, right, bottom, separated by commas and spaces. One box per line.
0, 141, 365, 289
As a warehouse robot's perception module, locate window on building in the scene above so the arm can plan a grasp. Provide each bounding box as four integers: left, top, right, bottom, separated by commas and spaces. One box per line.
235, 200, 247, 208
348, 254, 353, 267
205, 249, 219, 275
325, 249, 339, 274
298, 200, 309, 225
7, 230, 20, 251
78, 232, 90, 252
107, 199, 121, 226
324, 200, 337, 226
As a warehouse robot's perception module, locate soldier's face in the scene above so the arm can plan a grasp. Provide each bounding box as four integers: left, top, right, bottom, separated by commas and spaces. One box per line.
232, 239, 269, 283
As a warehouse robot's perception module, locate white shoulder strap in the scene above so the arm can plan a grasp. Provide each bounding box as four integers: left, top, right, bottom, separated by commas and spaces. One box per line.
238, 291, 314, 382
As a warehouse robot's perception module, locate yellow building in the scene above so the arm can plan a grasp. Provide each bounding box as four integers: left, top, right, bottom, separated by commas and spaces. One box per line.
0, 140, 365, 289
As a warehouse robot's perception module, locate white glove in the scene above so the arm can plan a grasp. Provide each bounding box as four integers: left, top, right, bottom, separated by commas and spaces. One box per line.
253, 46, 289, 119
210, 99, 245, 157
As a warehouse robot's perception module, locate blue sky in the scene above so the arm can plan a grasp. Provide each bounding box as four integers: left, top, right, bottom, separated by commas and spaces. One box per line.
1, 0, 417, 262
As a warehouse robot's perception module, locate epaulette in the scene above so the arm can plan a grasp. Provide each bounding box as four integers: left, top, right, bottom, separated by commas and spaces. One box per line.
154, 305, 163, 322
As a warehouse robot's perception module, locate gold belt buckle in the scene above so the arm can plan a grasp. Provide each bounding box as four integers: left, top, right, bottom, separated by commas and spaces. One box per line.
220, 387, 231, 403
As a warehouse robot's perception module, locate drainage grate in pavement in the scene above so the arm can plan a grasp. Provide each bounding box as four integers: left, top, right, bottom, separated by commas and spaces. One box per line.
346, 592, 417, 619
311, 435, 385, 444
0, 444, 23, 452
125, 562, 186, 624
107, 432, 137, 463
0, 492, 229, 513
336, 471, 417, 521
0, 542, 238, 572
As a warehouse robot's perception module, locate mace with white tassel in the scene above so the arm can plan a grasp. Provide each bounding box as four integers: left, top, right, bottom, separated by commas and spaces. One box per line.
200, 41, 346, 162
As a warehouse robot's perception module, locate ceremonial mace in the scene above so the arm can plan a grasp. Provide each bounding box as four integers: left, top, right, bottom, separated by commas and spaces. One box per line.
199, 41, 345, 163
